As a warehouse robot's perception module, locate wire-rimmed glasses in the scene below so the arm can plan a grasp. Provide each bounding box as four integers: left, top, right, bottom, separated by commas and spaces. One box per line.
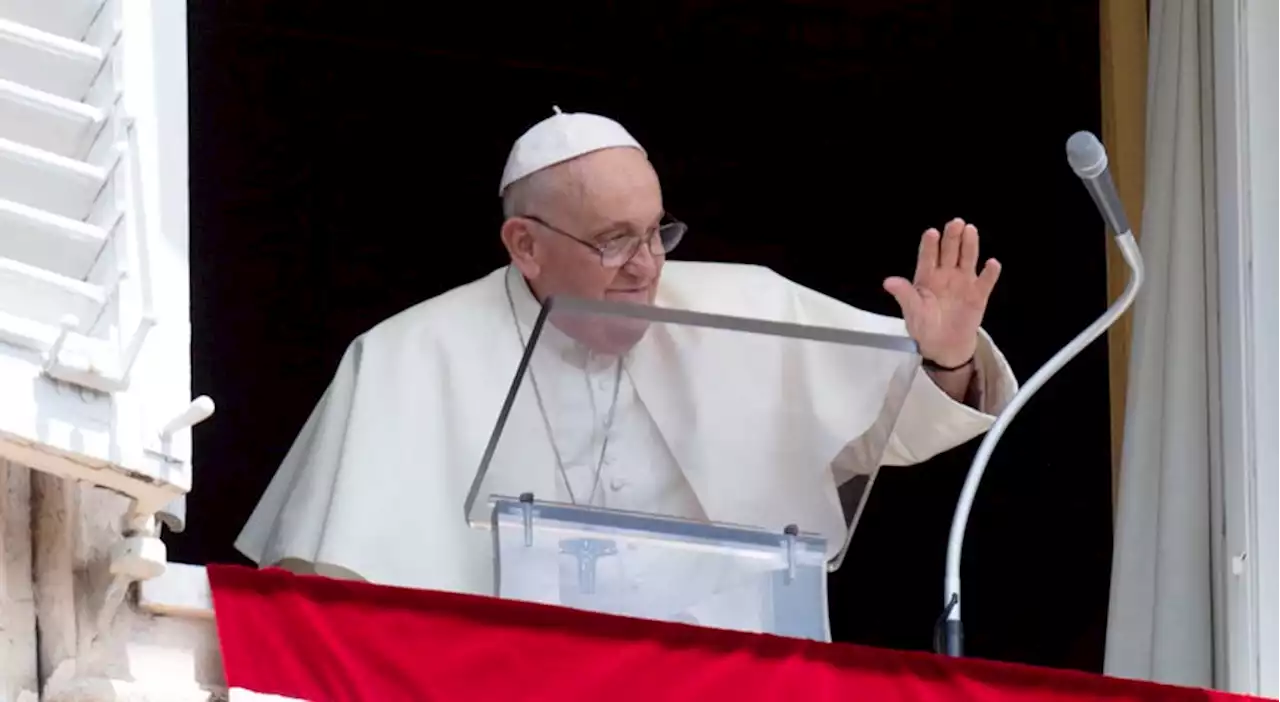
519, 213, 687, 268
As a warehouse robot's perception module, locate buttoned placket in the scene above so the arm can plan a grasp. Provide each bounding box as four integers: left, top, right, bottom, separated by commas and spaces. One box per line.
586, 356, 626, 505
548, 348, 626, 508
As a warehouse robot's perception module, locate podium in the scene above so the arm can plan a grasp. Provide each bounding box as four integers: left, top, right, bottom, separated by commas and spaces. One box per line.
463, 295, 920, 641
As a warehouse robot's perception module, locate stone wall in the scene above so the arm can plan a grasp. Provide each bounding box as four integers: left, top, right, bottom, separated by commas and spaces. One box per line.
0, 459, 224, 702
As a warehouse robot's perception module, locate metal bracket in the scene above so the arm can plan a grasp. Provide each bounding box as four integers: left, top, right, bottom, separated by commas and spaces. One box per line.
142, 395, 215, 463
783, 524, 799, 585
143, 396, 215, 532
114, 396, 214, 576
519, 492, 535, 547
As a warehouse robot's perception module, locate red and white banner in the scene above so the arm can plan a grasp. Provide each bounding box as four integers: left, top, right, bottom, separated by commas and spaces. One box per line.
210, 565, 1263, 702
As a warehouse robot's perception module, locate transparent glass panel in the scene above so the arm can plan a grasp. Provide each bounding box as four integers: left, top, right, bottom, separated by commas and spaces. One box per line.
463, 295, 920, 637
492, 499, 831, 640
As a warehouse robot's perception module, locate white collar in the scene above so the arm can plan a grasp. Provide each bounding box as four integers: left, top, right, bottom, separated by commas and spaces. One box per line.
504, 265, 620, 372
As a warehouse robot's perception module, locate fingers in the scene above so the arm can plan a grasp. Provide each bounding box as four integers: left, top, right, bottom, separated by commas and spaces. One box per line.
976, 258, 1002, 299
915, 229, 940, 281
939, 218, 964, 268
917, 218, 986, 284
883, 276, 922, 318
959, 223, 980, 273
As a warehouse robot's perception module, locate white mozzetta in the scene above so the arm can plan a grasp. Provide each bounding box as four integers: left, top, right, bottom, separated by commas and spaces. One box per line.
0, 0, 107, 40
0, 77, 104, 157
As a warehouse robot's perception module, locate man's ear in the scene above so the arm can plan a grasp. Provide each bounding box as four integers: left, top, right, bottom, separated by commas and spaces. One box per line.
500, 218, 540, 279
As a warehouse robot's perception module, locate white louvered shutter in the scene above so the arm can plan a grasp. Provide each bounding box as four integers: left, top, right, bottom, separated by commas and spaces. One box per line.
0, 0, 201, 528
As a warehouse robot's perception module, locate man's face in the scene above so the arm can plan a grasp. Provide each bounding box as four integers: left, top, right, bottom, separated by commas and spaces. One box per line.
506, 147, 666, 306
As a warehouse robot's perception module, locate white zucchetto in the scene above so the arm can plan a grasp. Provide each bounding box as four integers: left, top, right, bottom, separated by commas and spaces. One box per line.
499, 106, 646, 196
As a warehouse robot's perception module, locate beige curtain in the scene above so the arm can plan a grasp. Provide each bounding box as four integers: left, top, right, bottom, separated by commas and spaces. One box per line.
1104, 0, 1217, 689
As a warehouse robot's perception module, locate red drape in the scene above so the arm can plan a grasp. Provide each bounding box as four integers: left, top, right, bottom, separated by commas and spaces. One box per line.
209, 564, 1264, 702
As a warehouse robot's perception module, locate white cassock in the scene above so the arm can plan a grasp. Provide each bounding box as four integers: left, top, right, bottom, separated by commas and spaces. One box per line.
236, 261, 1017, 631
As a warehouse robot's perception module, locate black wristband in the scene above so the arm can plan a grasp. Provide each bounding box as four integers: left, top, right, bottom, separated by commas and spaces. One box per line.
922, 355, 975, 373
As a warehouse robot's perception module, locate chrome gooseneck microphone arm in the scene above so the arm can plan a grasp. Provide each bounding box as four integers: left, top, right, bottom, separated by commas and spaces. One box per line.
938, 131, 1146, 657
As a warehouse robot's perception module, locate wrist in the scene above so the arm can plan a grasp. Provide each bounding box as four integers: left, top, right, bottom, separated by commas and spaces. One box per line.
922, 355, 975, 373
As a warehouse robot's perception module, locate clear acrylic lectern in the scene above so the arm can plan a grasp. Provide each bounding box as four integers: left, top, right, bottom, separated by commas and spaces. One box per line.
463, 295, 919, 641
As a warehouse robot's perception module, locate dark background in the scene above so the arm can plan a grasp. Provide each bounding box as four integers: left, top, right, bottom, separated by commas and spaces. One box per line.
177, 0, 1113, 673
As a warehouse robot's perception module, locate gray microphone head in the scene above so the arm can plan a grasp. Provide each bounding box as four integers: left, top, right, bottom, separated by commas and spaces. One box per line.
1066, 131, 1108, 179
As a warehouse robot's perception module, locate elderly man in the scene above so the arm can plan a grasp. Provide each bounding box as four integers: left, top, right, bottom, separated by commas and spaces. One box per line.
236, 108, 1017, 631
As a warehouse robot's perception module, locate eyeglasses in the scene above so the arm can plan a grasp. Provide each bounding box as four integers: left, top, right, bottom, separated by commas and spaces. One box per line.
519, 212, 687, 268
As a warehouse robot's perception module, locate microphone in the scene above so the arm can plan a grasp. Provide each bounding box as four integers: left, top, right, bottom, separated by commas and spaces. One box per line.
1066, 131, 1133, 237
936, 131, 1145, 657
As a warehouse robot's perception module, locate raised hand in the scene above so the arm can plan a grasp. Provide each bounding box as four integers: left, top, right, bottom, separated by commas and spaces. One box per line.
883, 218, 1001, 367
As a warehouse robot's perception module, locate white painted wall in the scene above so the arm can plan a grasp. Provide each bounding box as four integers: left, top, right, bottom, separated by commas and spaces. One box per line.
1240, 1, 1277, 696
1212, 0, 1277, 696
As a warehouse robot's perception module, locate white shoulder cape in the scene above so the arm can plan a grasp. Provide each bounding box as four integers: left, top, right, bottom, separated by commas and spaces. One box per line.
235, 262, 1017, 594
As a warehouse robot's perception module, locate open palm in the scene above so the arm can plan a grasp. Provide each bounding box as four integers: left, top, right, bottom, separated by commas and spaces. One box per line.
883, 218, 1001, 367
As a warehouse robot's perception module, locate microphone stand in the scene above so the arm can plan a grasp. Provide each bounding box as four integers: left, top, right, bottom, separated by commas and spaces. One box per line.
938, 231, 1145, 657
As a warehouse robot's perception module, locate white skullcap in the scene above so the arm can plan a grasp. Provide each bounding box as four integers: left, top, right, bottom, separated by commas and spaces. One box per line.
498, 106, 645, 196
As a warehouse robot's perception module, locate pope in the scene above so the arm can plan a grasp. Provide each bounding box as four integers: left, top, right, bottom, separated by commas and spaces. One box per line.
235, 108, 1018, 630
